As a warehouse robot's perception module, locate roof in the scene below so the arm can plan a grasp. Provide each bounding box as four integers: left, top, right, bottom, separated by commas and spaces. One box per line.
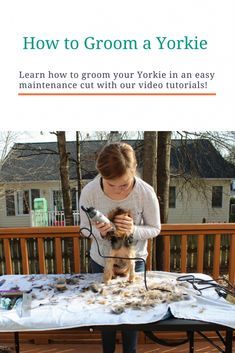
0, 139, 235, 183
170, 139, 235, 178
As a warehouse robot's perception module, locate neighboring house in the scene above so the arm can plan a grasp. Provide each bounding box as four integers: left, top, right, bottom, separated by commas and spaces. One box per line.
0, 139, 235, 227
168, 139, 235, 223
231, 180, 235, 197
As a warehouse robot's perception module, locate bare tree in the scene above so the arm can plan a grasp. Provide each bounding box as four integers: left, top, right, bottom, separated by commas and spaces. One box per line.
155, 131, 172, 270
170, 131, 235, 207
174, 131, 235, 159
157, 132, 172, 223
225, 145, 235, 165
0, 131, 24, 204
142, 132, 158, 270
0, 131, 21, 167
56, 131, 73, 226
76, 131, 82, 201
143, 131, 157, 191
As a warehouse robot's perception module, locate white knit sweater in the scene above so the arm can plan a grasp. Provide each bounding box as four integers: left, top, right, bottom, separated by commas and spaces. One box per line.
79, 176, 161, 267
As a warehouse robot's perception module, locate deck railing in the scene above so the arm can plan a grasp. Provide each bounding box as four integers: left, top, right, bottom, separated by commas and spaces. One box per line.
161, 223, 235, 283
30, 210, 80, 227
0, 224, 234, 283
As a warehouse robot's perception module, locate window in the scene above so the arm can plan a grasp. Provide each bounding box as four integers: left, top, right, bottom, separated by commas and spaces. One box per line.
52, 188, 78, 211
71, 188, 77, 210
31, 189, 40, 209
53, 190, 63, 211
17, 190, 29, 214
5, 190, 15, 216
5, 189, 40, 216
212, 186, 223, 208
169, 186, 176, 208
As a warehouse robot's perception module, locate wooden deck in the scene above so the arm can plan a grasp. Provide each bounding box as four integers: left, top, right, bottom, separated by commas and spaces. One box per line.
1, 326, 234, 353
0, 224, 234, 352
1, 341, 235, 353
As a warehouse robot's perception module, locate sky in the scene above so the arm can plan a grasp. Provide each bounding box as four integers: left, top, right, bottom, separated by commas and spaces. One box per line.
1, 130, 234, 162
0, 131, 131, 158
2, 130, 139, 145
2, 131, 87, 144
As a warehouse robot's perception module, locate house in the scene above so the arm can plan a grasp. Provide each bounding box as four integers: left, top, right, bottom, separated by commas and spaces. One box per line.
169, 139, 235, 223
0, 139, 235, 227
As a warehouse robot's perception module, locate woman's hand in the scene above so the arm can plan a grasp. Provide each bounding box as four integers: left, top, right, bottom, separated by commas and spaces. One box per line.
113, 214, 134, 236
94, 222, 113, 237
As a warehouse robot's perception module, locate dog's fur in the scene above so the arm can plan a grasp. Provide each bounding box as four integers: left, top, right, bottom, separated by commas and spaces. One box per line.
103, 207, 136, 284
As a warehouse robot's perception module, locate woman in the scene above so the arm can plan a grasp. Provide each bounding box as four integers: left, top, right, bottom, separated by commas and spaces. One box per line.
79, 142, 161, 353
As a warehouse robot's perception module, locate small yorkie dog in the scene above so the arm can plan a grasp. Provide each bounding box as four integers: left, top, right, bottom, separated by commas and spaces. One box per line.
103, 207, 136, 284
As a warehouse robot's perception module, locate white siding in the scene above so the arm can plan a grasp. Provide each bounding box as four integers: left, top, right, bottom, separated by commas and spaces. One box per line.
168, 179, 231, 223
0, 178, 232, 227
0, 181, 77, 228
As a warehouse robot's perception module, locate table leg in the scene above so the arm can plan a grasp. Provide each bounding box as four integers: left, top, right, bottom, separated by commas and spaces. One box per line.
225, 330, 233, 353
14, 332, 19, 353
187, 331, 194, 353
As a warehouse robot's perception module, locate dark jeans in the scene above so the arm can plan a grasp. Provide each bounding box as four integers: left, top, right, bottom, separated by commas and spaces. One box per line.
90, 258, 145, 353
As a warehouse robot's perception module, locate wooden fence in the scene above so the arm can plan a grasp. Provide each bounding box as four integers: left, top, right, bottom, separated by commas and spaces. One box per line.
160, 223, 235, 283
0, 224, 234, 283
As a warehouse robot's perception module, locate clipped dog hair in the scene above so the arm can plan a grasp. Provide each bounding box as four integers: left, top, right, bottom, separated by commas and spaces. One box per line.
0, 346, 14, 353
